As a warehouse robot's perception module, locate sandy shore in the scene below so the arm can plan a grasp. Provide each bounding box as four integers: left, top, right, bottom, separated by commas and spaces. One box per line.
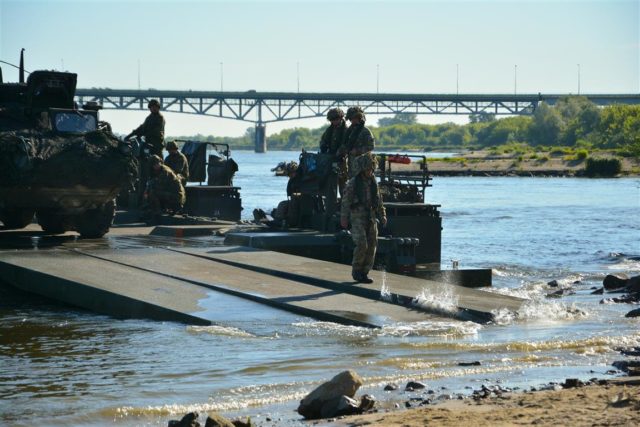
425, 151, 640, 176
329, 378, 640, 427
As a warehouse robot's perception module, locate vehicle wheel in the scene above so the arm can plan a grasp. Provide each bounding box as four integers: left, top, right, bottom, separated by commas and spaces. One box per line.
0, 208, 35, 229
76, 200, 116, 238
36, 210, 68, 234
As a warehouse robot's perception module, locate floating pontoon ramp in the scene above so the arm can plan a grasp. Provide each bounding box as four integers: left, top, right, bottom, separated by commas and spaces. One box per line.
0, 247, 464, 328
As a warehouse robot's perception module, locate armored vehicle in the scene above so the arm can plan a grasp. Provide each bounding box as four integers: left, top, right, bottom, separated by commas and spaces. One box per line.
0, 54, 137, 237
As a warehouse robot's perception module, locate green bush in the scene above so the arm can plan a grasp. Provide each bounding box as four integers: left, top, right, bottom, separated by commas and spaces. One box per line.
550, 146, 571, 156
575, 149, 589, 160
584, 158, 622, 177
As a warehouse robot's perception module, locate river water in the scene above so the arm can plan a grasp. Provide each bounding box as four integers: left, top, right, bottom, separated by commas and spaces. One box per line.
1, 150, 639, 426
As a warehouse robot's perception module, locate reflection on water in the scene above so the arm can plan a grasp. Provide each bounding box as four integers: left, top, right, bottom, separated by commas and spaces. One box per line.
1, 153, 639, 426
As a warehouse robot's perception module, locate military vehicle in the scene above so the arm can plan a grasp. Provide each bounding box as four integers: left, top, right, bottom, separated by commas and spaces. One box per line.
179, 140, 241, 221
0, 52, 137, 237
117, 139, 241, 223
262, 151, 438, 266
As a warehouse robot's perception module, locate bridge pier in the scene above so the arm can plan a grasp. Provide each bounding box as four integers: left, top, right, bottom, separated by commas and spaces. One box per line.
254, 122, 267, 153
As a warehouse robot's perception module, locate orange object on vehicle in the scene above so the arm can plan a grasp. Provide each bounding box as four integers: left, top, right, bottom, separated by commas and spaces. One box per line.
388, 155, 411, 164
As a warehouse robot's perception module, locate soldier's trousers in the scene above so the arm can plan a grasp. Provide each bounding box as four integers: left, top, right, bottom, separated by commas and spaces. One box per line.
350, 214, 378, 276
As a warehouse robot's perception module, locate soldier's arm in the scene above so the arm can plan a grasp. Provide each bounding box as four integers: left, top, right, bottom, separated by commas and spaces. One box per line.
377, 201, 387, 225
167, 169, 183, 192
182, 155, 190, 180
340, 179, 355, 224
130, 119, 147, 137
359, 127, 375, 152
319, 128, 330, 153
376, 185, 386, 224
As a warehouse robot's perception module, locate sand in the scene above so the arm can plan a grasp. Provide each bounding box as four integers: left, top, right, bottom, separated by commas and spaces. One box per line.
331, 379, 640, 427
424, 151, 640, 176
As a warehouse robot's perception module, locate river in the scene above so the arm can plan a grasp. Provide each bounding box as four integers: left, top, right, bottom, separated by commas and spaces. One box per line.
1, 150, 639, 426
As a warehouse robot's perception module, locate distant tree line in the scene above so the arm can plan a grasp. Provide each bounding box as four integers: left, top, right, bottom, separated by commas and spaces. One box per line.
172, 97, 640, 157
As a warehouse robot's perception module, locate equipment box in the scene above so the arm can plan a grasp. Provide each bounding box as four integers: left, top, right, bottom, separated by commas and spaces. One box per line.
385, 202, 442, 265
184, 186, 242, 221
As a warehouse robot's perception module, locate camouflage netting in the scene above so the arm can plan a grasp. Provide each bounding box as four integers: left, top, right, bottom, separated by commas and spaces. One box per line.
0, 130, 138, 188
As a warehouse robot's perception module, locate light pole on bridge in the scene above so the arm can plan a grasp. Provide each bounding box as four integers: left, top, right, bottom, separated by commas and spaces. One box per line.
376, 64, 380, 94
456, 64, 459, 95
514, 64, 517, 95
220, 62, 224, 92
577, 63, 581, 95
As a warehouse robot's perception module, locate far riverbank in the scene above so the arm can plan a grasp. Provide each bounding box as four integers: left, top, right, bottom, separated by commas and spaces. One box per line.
425, 150, 640, 177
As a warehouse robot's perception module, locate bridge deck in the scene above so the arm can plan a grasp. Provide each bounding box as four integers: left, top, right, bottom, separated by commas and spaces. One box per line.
171, 246, 524, 322
0, 247, 449, 328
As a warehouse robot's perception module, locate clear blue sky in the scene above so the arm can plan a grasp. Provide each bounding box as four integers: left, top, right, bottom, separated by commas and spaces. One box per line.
1, 0, 638, 137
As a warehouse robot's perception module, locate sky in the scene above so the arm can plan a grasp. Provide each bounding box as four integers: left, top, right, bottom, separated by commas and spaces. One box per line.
1, 0, 638, 137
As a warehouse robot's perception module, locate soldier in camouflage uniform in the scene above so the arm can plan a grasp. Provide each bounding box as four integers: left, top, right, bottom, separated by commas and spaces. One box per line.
126, 99, 166, 157
164, 140, 189, 186
146, 155, 186, 217
340, 152, 386, 283
344, 106, 375, 178
319, 107, 347, 229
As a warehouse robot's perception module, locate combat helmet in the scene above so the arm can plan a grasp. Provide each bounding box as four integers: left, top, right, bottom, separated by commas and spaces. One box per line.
147, 99, 160, 109
166, 140, 179, 151
353, 152, 377, 175
285, 161, 298, 174
346, 106, 365, 122
326, 107, 345, 121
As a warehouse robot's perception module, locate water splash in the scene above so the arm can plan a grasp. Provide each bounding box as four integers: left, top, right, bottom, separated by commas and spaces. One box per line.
412, 284, 460, 317
380, 270, 392, 302
112, 390, 307, 418
401, 331, 640, 353
491, 299, 587, 325
291, 320, 480, 338
186, 325, 256, 338
379, 320, 481, 337
292, 321, 371, 337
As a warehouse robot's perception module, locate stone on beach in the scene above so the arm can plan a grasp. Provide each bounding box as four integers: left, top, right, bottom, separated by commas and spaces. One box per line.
603, 273, 629, 290
297, 370, 364, 419
405, 380, 427, 391
168, 412, 201, 427
625, 308, 640, 318
203, 412, 235, 427
627, 275, 640, 293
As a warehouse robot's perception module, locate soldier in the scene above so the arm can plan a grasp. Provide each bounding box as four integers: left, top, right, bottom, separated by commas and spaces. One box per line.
126, 99, 165, 157
344, 106, 375, 178
340, 152, 386, 283
319, 107, 347, 228
320, 107, 347, 156
145, 155, 186, 218
164, 140, 189, 186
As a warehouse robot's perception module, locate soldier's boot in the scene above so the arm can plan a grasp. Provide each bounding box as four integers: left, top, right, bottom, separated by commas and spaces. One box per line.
352, 270, 361, 282
358, 274, 373, 284
352, 271, 373, 284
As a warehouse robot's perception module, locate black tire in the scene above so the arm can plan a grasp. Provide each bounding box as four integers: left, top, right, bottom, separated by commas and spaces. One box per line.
0, 208, 35, 229
36, 210, 68, 234
76, 200, 116, 238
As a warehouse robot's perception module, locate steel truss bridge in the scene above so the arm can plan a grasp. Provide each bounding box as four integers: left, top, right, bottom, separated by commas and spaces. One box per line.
75, 89, 640, 151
